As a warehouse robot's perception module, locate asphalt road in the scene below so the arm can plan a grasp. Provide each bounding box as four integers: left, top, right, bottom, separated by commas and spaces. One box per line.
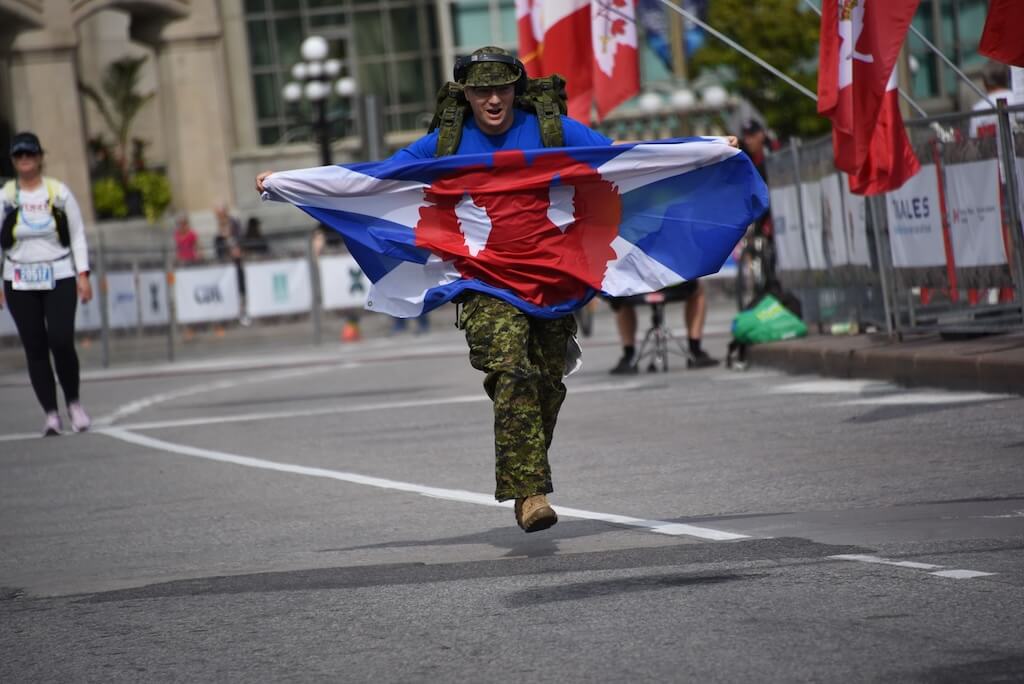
2, 317, 1023, 683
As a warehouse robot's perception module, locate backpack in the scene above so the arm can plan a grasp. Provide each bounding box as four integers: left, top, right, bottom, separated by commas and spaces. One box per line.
1, 178, 70, 251
428, 75, 569, 157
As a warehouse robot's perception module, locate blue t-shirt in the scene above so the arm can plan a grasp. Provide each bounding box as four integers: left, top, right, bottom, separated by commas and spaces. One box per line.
391, 109, 613, 160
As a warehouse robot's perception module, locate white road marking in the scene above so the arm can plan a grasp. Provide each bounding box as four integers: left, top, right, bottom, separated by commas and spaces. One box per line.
836, 391, 1011, 406
99, 427, 749, 542
0, 381, 648, 442
829, 554, 994, 579
93, 363, 360, 427
769, 379, 897, 395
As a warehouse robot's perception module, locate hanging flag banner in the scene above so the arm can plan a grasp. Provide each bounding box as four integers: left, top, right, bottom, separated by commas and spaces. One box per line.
800, 180, 828, 270
174, 265, 241, 324
978, 0, 1024, 67
944, 160, 1005, 268
320, 255, 372, 311
139, 270, 170, 326
769, 184, 807, 271
841, 179, 872, 266
884, 165, 945, 268
245, 259, 313, 318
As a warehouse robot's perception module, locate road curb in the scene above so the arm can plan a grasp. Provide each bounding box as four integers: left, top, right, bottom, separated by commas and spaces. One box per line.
747, 334, 1024, 396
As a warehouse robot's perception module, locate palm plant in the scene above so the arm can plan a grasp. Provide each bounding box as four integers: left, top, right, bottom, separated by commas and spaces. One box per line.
79, 56, 155, 183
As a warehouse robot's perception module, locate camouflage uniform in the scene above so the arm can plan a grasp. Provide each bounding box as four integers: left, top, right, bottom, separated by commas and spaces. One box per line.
450, 48, 578, 502
459, 293, 577, 501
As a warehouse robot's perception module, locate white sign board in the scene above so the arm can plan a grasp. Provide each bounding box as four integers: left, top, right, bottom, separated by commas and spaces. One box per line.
800, 181, 827, 270
174, 265, 240, 324
768, 185, 807, 271
75, 274, 102, 331
944, 159, 1006, 268
0, 305, 17, 337
320, 255, 371, 310
885, 165, 946, 268
841, 180, 872, 266
105, 272, 139, 329
244, 259, 312, 318
139, 270, 170, 325
820, 174, 848, 267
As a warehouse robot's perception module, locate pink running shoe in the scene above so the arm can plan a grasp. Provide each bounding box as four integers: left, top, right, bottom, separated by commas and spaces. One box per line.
68, 401, 91, 433
42, 412, 62, 437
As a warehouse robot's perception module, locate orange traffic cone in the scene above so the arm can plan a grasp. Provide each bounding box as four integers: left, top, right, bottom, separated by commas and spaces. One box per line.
341, 319, 361, 342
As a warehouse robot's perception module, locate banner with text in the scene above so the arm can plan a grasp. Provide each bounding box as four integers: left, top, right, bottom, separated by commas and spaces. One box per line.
174, 265, 241, 324
944, 159, 1005, 268
769, 185, 807, 271
245, 259, 313, 318
885, 165, 946, 268
319, 255, 372, 311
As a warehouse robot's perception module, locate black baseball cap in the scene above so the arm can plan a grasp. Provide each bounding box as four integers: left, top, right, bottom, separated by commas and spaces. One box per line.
10, 131, 43, 156
740, 119, 764, 136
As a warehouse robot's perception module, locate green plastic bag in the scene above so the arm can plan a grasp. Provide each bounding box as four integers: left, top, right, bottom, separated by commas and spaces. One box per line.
731, 295, 808, 345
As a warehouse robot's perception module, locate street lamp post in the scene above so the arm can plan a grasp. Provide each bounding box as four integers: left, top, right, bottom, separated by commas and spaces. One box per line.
282, 35, 357, 166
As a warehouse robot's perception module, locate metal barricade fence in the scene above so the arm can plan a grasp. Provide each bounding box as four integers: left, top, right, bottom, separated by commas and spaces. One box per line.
765, 101, 1024, 337
0, 229, 374, 367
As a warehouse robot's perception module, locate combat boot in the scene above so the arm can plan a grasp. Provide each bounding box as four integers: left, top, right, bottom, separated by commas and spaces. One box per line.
515, 494, 558, 533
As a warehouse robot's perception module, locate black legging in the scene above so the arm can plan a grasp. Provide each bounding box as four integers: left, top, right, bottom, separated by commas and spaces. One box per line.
4, 277, 80, 413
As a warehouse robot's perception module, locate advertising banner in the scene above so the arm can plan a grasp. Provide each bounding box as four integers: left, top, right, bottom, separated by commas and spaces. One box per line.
0, 306, 17, 337
174, 265, 240, 324
885, 165, 946, 268
105, 272, 139, 329
244, 259, 312, 318
820, 174, 848, 267
841, 180, 872, 266
139, 270, 170, 326
769, 185, 807, 271
800, 180, 827, 270
320, 255, 372, 310
944, 159, 1005, 268
75, 274, 102, 331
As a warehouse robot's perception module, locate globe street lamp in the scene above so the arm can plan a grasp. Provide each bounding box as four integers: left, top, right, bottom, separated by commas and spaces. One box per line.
282, 35, 357, 166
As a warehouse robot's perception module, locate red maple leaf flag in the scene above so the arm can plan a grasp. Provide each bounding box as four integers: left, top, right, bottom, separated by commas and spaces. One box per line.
517, 0, 594, 121
979, 0, 1024, 67
592, 0, 640, 119
818, 0, 921, 195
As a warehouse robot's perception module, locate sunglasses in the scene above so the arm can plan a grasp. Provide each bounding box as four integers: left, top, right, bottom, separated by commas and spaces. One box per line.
12, 150, 40, 159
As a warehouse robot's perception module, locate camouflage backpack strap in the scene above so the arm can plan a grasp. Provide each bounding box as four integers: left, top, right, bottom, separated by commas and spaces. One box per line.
519, 75, 567, 148
429, 81, 468, 158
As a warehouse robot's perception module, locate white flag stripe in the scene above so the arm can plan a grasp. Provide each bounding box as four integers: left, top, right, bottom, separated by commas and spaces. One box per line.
597, 139, 740, 195
264, 164, 427, 228
601, 236, 685, 295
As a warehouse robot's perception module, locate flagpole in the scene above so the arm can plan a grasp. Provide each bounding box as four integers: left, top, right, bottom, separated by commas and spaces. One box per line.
652, 0, 819, 102
800, 0, 929, 118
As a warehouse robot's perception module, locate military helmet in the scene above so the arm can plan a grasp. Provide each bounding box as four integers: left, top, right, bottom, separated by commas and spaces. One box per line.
455, 46, 527, 93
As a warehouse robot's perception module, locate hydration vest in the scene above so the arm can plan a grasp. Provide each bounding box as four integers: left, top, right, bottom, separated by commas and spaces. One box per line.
428, 75, 569, 157
0, 178, 70, 250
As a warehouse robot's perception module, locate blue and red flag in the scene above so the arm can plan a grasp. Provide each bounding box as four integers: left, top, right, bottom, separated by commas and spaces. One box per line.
262, 138, 768, 318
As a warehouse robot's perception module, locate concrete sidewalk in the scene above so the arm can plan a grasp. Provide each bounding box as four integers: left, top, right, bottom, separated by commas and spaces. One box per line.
747, 331, 1024, 396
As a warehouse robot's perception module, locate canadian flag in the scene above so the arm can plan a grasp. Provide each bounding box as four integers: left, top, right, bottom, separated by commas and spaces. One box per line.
978, 0, 1024, 67
517, 0, 639, 121
818, 0, 920, 195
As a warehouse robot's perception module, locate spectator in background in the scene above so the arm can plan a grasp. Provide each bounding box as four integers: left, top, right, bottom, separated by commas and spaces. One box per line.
969, 61, 1019, 138
173, 213, 198, 264
213, 203, 249, 326
241, 217, 270, 257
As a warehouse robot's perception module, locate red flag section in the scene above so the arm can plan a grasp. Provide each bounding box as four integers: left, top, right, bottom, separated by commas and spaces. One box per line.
817, 0, 920, 195
517, 0, 639, 121
978, 0, 1024, 67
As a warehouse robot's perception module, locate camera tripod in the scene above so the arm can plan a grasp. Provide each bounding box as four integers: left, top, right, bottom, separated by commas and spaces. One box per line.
632, 292, 696, 372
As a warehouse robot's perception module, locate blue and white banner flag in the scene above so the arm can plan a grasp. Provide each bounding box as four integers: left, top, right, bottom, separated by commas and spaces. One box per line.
263, 137, 768, 318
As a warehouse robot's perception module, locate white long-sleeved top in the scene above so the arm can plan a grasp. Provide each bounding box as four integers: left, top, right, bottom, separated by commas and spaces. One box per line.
1, 177, 89, 280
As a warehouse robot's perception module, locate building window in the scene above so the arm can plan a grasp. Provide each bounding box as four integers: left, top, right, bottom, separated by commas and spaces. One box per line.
909, 0, 989, 106
244, 0, 441, 145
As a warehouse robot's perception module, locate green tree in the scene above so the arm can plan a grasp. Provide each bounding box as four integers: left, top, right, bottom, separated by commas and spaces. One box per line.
690, 0, 827, 140
79, 56, 155, 182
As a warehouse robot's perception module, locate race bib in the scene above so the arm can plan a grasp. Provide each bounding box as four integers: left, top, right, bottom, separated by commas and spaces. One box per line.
12, 262, 55, 291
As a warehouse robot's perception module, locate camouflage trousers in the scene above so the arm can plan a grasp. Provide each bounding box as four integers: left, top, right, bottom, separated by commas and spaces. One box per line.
459, 293, 577, 501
